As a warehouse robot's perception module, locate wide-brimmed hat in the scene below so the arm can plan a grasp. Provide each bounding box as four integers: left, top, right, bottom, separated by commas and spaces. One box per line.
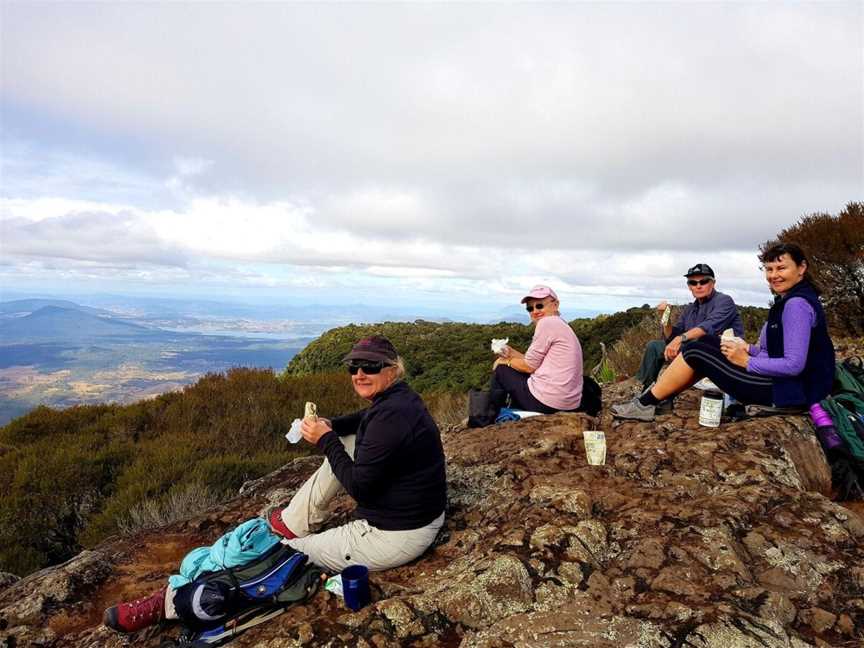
520, 285, 559, 304
683, 263, 715, 278
342, 335, 398, 364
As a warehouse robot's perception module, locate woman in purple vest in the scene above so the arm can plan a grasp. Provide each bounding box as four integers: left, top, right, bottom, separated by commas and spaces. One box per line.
612, 242, 835, 421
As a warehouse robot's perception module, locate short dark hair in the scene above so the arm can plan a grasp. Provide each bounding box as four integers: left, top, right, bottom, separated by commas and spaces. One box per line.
759, 241, 821, 294
759, 241, 809, 266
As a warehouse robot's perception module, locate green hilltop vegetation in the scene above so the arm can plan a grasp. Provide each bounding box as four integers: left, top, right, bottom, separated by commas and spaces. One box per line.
0, 305, 770, 578
284, 308, 659, 389
284, 305, 769, 389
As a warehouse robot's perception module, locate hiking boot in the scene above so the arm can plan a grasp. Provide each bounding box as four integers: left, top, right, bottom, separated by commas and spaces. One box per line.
265, 506, 297, 540
103, 588, 166, 633
611, 397, 656, 422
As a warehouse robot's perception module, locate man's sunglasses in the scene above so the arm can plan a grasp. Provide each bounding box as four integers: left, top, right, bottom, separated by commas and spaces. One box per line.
525, 303, 546, 312
347, 361, 388, 375
687, 278, 713, 286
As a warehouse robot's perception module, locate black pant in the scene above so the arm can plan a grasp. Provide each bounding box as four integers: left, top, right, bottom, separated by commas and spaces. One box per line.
490, 365, 559, 414
681, 338, 773, 406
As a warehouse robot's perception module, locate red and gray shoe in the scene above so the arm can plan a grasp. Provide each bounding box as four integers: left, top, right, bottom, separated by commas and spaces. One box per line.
103, 588, 166, 633
265, 506, 297, 540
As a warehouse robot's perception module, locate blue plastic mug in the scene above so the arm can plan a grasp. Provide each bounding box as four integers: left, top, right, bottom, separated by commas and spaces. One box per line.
341, 564, 370, 611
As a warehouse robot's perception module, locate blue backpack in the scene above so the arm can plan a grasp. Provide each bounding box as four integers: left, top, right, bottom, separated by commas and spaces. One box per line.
169, 543, 323, 647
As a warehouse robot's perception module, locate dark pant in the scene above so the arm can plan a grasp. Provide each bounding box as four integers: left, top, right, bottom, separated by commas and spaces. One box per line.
636, 339, 667, 389
490, 365, 559, 414
680, 338, 773, 405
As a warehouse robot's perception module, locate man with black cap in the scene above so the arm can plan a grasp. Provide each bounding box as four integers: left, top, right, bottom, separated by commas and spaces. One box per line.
634, 263, 744, 398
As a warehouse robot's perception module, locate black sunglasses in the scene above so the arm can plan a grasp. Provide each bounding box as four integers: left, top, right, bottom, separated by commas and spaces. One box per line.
687, 278, 713, 286
525, 302, 546, 312
347, 361, 387, 375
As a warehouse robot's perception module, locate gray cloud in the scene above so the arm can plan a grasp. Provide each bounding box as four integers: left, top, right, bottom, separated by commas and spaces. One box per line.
2, 211, 189, 267
0, 3, 860, 300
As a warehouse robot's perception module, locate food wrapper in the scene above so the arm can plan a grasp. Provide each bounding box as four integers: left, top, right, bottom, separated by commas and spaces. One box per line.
304, 402, 318, 421
285, 419, 303, 444
721, 329, 745, 346
490, 338, 509, 355
324, 575, 344, 597
660, 305, 672, 326
583, 430, 606, 466
285, 402, 318, 444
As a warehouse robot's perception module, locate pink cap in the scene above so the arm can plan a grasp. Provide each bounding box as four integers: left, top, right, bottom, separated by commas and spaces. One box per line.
520, 285, 559, 304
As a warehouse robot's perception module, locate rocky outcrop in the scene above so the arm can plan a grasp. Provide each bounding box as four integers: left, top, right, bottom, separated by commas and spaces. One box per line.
1, 388, 862, 647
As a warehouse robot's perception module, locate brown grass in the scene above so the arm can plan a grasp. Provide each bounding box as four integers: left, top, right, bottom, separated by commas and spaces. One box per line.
606, 311, 676, 377
424, 391, 469, 431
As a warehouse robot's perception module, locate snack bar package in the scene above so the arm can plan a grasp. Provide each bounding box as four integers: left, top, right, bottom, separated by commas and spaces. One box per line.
305, 401, 318, 421
660, 305, 672, 326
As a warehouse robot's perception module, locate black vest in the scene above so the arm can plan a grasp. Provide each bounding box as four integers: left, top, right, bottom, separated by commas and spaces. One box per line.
766, 280, 835, 406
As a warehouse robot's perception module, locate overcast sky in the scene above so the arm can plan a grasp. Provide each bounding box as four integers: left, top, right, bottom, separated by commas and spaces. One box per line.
1, 2, 861, 316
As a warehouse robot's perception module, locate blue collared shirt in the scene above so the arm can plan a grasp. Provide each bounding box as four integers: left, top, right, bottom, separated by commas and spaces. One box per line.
670, 289, 744, 339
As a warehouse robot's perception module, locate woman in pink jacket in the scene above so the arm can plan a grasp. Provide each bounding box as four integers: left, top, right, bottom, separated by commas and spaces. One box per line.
492, 285, 584, 414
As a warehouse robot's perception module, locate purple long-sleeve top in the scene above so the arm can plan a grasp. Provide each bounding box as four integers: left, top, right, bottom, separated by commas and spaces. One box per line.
747, 297, 816, 376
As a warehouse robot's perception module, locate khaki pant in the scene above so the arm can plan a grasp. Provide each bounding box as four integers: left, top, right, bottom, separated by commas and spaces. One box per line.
281, 434, 444, 573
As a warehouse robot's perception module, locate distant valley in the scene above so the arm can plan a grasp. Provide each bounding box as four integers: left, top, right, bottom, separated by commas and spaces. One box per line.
0, 295, 603, 426
0, 298, 313, 425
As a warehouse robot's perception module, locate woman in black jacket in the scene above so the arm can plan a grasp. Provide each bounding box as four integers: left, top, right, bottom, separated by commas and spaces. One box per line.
267, 335, 447, 573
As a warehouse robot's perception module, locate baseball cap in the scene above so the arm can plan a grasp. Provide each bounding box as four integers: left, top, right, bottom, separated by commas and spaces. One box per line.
683, 263, 715, 278
342, 335, 398, 364
520, 285, 559, 304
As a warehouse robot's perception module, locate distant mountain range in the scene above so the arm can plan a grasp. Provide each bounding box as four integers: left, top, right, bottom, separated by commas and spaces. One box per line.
0, 293, 602, 325
0, 305, 167, 343
0, 298, 115, 318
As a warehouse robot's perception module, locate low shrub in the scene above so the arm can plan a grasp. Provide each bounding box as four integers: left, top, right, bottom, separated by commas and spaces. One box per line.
118, 483, 223, 535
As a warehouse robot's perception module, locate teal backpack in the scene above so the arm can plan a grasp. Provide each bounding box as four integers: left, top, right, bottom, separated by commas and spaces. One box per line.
821, 357, 864, 460
818, 357, 864, 500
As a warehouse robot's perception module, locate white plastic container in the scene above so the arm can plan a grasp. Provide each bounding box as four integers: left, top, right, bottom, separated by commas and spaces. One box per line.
699, 391, 724, 427
583, 430, 607, 465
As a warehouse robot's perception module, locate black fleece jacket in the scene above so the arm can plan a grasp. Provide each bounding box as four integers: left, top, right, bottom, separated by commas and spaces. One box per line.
317, 381, 447, 530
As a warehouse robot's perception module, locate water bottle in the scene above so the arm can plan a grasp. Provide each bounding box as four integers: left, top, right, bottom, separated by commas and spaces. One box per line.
809, 403, 843, 451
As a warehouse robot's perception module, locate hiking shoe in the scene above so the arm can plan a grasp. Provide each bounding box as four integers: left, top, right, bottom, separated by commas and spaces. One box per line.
103, 588, 166, 633
265, 506, 297, 540
611, 397, 656, 422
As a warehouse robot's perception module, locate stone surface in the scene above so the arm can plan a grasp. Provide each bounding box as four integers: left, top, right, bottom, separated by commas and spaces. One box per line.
1, 385, 862, 647
0, 572, 19, 593
799, 607, 838, 634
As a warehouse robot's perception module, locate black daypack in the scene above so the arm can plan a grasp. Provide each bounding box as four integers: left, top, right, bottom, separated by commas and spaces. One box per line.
468, 389, 499, 428
169, 543, 323, 647
577, 375, 602, 417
